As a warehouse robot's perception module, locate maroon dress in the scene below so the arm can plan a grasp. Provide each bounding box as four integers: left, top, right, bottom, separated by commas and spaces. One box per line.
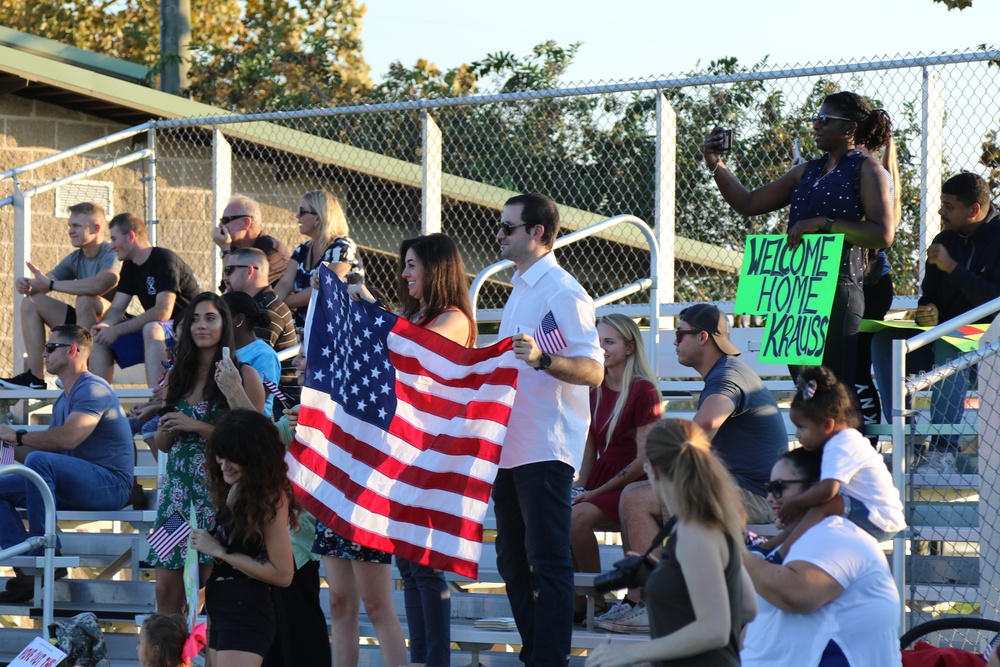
583, 377, 661, 522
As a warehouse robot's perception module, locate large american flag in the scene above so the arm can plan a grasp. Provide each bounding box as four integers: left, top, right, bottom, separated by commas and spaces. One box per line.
286, 267, 519, 578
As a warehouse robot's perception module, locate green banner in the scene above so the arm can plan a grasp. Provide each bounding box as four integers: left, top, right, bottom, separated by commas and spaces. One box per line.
735, 234, 843, 365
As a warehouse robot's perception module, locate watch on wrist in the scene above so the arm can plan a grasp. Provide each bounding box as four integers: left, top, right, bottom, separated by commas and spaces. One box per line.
534, 352, 552, 371
15, 429, 26, 446
824, 217, 836, 233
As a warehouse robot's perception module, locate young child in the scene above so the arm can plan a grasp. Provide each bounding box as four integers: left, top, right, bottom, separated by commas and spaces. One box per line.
766, 365, 906, 562
138, 613, 189, 667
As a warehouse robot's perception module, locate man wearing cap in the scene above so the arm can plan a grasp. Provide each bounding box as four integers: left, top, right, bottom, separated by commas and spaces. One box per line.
599, 303, 786, 634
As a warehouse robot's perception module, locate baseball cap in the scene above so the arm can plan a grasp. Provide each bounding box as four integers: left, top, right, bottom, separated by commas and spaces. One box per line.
678, 304, 741, 356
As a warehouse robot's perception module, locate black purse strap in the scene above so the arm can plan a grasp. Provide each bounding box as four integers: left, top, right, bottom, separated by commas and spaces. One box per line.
643, 516, 678, 557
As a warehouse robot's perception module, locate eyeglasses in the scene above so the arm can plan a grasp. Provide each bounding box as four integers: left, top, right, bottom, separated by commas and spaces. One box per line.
297, 208, 316, 217
223, 264, 251, 276
763, 479, 811, 499
811, 113, 852, 126
219, 214, 249, 225
44, 342, 74, 353
674, 328, 704, 341
498, 222, 528, 236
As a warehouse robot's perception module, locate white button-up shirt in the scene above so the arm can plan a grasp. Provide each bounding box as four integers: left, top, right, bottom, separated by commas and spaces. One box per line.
497, 252, 602, 470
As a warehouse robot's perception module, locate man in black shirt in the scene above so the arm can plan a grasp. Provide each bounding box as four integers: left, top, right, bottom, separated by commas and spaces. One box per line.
89, 213, 201, 388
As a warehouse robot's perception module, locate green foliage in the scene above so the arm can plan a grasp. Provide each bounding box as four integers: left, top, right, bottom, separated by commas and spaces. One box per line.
933, 0, 973, 9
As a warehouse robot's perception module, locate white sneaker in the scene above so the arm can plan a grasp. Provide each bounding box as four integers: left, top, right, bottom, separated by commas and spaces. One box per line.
597, 602, 648, 634
595, 600, 635, 623
915, 450, 959, 475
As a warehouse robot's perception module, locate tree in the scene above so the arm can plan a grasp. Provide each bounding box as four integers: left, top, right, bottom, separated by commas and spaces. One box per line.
0, 0, 372, 110
933, 0, 972, 9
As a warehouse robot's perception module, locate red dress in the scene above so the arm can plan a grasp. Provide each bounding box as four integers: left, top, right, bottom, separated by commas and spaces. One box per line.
583, 377, 661, 522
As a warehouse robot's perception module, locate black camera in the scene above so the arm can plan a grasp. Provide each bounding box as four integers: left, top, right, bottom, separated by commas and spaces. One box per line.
719, 129, 733, 152
592, 554, 652, 594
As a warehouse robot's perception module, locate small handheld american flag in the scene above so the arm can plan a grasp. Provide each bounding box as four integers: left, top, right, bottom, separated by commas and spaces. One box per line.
0, 441, 14, 466
533, 310, 567, 354
263, 380, 292, 410
148, 510, 192, 560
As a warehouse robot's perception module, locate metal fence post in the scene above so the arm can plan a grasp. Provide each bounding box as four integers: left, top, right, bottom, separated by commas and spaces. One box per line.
654, 93, 676, 307
422, 111, 442, 235
920, 67, 943, 286
212, 129, 233, 287
147, 128, 158, 247
12, 184, 29, 378
979, 321, 1000, 623
891, 337, 908, 633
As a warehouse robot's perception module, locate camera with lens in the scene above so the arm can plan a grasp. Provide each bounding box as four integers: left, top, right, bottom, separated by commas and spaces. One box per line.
592, 554, 652, 594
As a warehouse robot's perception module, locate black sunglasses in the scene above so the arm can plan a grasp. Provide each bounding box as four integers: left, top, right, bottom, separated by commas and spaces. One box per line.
298, 207, 317, 217
764, 479, 811, 499
674, 328, 704, 341
219, 214, 249, 225
810, 113, 852, 126
44, 342, 74, 353
498, 222, 529, 236
224, 264, 251, 276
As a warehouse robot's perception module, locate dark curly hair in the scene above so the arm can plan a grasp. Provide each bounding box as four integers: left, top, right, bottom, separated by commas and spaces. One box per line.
791, 365, 861, 429
824, 91, 893, 154
165, 292, 238, 411
398, 233, 475, 344
206, 409, 300, 544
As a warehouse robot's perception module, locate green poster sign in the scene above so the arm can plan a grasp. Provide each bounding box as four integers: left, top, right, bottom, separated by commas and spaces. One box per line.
735, 234, 843, 365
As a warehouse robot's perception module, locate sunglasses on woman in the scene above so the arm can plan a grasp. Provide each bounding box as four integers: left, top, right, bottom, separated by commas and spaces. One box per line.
811, 113, 852, 126
764, 479, 811, 499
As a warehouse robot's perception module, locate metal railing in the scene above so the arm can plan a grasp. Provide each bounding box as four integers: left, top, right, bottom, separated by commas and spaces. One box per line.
0, 464, 59, 636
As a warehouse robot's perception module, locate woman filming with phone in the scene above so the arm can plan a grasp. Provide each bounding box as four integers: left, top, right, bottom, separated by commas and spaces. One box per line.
703, 92, 896, 389
585, 419, 756, 667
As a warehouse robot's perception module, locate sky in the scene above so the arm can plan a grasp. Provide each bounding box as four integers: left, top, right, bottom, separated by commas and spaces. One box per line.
361, 0, 1000, 85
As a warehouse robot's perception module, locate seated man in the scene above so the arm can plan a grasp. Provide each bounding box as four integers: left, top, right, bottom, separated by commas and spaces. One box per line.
224, 247, 299, 401
601, 304, 788, 633
1, 202, 120, 390
0, 325, 134, 603
89, 213, 201, 388
873, 172, 1000, 474
214, 194, 290, 287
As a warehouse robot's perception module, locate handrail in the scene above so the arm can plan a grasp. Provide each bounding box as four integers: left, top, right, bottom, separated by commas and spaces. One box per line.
0, 464, 58, 637
469, 214, 660, 375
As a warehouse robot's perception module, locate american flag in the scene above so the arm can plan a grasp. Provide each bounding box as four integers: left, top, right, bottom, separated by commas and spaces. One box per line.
148, 510, 192, 561
286, 267, 519, 578
0, 442, 14, 466
263, 379, 292, 410
533, 310, 567, 353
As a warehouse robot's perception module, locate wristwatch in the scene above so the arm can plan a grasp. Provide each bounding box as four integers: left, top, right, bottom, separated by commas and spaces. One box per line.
824, 217, 836, 233
15, 429, 26, 446
534, 353, 552, 371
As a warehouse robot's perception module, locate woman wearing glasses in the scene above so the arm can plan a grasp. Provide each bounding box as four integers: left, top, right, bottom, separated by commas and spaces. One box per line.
741, 448, 900, 667
703, 92, 896, 389
273, 190, 361, 328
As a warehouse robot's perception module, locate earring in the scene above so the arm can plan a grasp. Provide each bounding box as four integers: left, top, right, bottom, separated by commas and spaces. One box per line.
235, 321, 243, 328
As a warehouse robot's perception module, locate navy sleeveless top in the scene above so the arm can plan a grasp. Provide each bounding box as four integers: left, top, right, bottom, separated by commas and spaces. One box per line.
789, 149, 868, 287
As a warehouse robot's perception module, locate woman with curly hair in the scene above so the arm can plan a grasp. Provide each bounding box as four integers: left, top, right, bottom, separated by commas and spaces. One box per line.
150, 292, 265, 615
274, 189, 361, 327
336, 232, 474, 667
191, 409, 298, 667
704, 91, 896, 388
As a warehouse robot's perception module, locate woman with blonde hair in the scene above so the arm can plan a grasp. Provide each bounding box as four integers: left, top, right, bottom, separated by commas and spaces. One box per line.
274, 189, 361, 327
586, 419, 755, 667
571, 314, 661, 618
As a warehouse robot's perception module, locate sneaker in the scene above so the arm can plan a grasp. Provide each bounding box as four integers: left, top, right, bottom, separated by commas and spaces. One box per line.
0, 567, 67, 603
598, 602, 648, 634
915, 450, 959, 475
0, 371, 45, 390
595, 600, 635, 624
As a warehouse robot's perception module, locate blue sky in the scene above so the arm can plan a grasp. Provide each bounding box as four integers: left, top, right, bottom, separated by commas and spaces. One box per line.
362, 0, 999, 84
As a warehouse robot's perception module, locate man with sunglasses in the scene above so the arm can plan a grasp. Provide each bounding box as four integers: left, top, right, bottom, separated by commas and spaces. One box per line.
224, 247, 299, 401
89, 213, 201, 389
604, 303, 787, 633
492, 193, 604, 666
0, 325, 134, 603
213, 195, 290, 287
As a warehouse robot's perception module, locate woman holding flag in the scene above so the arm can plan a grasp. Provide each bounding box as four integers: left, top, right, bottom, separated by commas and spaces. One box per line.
149, 292, 266, 615
319, 232, 474, 667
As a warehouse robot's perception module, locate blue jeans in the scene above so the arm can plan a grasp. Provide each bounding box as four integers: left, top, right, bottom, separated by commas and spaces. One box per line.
396, 556, 450, 667
0, 451, 131, 552
493, 461, 574, 667
872, 329, 970, 453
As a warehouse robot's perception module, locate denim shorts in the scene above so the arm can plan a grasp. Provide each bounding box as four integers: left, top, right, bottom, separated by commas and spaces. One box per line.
843, 494, 898, 543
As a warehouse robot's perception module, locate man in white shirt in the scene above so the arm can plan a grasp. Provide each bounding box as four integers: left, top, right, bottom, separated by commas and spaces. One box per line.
493, 193, 604, 666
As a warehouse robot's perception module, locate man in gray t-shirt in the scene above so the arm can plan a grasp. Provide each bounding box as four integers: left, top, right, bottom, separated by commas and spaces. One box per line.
1, 202, 121, 390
